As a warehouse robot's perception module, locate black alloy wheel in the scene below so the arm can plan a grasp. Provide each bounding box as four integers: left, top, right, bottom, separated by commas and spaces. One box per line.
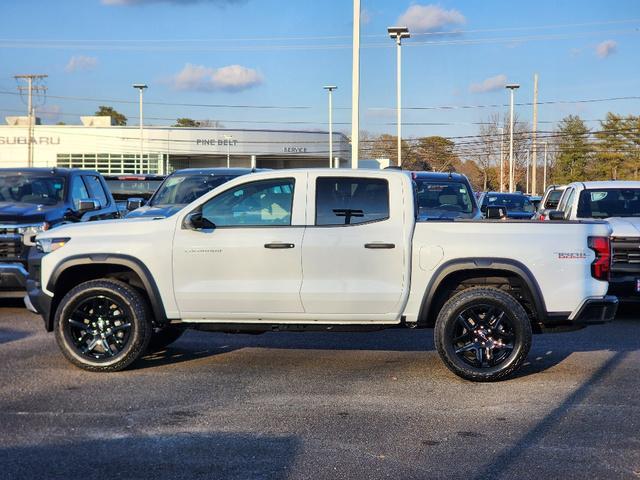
54, 279, 152, 372
435, 287, 532, 382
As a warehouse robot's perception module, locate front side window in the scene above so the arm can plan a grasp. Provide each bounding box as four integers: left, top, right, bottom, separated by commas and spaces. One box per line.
70, 176, 89, 210
559, 188, 576, 216
201, 178, 294, 227
84, 176, 108, 207
316, 177, 389, 226
543, 189, 564, 209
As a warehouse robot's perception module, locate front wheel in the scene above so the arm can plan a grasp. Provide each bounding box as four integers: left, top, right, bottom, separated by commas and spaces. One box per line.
54, 279, 152, 372
434, 287, 532, 382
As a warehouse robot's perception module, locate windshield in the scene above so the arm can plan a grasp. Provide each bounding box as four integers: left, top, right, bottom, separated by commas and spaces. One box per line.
106, 179, 163, 200
150, 173, 239, 206
0, 174, 65, 206
543, 189, 564, 209
484, 194, 535, 213
577, 188, 640, 218
415, 180, 475, 217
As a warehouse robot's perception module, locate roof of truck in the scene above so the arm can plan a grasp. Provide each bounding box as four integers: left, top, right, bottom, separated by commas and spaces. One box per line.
572, 181, 640, 189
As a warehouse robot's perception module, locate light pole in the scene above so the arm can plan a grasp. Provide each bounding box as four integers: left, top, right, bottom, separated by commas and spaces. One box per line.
543, 141, 548, 192
324, 85, 337, 168
133, 83, 148, 174
351, 0, 360, 169
505, 83, 520, 193
224, 135, 233, 168
499, 127, 504, 192
388, 26, 410, 167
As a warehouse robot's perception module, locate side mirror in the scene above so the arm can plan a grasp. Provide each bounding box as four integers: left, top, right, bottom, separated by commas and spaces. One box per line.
486, 205, 507, 219
126, 197, 144, 211
183, 211, 216, 230
548, 210, 565, 221
77, 199, 100, 214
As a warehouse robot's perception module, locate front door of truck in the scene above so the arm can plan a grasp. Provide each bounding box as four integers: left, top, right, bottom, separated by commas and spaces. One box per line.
172, 175, 305, 318
300, 174, 408, 316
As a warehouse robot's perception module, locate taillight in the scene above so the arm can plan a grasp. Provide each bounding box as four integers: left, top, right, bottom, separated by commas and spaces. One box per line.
539, 214, 546, 221
588, 236, 611, 281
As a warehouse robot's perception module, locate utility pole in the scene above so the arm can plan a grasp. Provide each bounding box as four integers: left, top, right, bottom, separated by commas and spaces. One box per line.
526, 149, 530, 194
388, 26, 410, 167
351, 0, 361, 169
531, 73, 539, 195
505, 84, 520, 193
15, 74, 48, 167
224, 135, 233, 168
324, 86, 337, 168
543, 141, 548, 192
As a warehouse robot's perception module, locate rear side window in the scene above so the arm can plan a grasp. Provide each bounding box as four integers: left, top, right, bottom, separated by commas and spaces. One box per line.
84, 176, 109, 208
315, 177, 389, 226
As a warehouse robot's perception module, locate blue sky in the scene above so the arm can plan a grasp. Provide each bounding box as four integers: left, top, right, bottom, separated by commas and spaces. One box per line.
0, 0, 639, 139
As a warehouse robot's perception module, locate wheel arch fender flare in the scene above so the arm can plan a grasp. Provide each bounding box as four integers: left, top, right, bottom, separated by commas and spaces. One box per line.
418, 257, 548, 324
46, 254, 167, 330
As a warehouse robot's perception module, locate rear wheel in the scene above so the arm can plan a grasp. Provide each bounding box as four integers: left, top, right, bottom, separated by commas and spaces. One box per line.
54, 279, 152, 372
434, 287, 532, 382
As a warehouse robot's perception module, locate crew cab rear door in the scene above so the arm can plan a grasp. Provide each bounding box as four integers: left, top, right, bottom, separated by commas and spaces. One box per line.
299, 172, 409, 316
172, 173, 306, 318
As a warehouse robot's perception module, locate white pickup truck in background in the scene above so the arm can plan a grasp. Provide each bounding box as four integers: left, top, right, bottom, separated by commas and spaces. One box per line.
550, 180, 640, 302
26, 169, 617, 381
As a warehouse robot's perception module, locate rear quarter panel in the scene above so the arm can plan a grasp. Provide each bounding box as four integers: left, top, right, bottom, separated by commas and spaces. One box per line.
404, 220, 612, 321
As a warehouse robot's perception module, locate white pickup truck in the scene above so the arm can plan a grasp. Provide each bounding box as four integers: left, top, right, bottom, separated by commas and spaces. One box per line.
26, 169, 618, 381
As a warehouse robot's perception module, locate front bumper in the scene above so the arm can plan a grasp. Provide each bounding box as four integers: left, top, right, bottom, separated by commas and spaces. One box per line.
0, 262, 28, 292
24, 250, 53, 330
571, 296, 619, 325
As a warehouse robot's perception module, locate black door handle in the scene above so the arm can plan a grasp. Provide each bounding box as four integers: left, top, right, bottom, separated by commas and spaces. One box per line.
364, 243, 395, 249
264, 243, 295, 249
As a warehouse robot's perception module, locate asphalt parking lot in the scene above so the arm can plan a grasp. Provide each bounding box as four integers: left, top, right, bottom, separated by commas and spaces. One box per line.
1, 302, 639, 480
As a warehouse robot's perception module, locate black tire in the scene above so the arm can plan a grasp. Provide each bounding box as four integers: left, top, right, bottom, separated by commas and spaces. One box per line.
54, 279, 152, 372
148, 325, 186, 351
434, 286, 532, 382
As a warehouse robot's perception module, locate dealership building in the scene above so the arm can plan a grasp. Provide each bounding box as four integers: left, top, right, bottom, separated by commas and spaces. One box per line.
0, 116, 352, 174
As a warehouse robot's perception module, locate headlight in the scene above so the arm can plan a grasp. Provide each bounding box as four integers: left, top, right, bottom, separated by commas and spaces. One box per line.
19, 222, 49, 246
36, 237, 70, 254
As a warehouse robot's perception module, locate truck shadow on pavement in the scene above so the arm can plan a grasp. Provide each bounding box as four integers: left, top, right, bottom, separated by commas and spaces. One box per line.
0, 432, 299, 480
135, 315, 640, 380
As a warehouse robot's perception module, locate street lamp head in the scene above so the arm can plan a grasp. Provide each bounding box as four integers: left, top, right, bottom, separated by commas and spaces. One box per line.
505, 83, 520, 90
387, 26, 410, 39
323, 85, 337, 91
132, 83, 148, 90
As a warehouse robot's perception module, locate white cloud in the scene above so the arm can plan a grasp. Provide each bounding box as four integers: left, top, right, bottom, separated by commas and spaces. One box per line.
171, 63, 264, 92
65, 55, 98, 73
595, 40, 617, 59
469, 74, 507, 94
396, 4, 465, 33
102, 0, 244, 5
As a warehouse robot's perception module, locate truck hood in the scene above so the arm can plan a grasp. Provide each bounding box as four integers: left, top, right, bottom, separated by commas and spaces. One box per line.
607, 217, 640, 237
125, 204, 185, 219
37, 216, 169, 239
0, 201, 61, 224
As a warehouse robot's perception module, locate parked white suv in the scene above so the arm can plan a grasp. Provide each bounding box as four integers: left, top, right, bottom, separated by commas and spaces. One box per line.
550, 181, 640, 302
26, 169, 617, 381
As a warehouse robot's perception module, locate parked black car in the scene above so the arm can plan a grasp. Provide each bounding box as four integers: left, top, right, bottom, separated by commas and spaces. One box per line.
478, 192, 536, 220
0, 168, 119, 296
126, 168, 261, 218
104, 174, 165, 216
411, 171, 481, 220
